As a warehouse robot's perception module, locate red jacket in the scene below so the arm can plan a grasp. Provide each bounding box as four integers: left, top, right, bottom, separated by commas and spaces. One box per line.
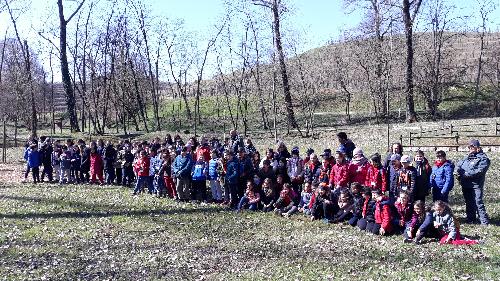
134, 156, 150, 177
329, 161, 349, 188
366, 165, 387, 192
395, 201, 413, 223
196, 146, 211, 163
375, 197, 393, 232
348, 162, 370, 186
90, 152, 103, 172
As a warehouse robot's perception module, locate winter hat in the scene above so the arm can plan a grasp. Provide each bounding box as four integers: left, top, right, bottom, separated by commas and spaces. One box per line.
469, 139, 480, 147
390, 154, 401, 161
320, 149, 332, 158
336, 147, 346, 154
291, 146, 300, 155
401, 155, 412, 163
306, 148, 315, 156
353, 148, 364, 156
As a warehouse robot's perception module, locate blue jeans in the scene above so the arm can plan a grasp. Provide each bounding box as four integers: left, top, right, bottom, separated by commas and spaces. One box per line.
134, 176, 154, 194
122, 166, 134, 185
462, 186, 489, 224
237, 196, 258, 211
432, 188, 448, 203
105, 167, 115, 184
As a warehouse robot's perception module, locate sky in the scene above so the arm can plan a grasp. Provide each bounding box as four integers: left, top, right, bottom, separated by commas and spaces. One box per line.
1, 0, 499, 81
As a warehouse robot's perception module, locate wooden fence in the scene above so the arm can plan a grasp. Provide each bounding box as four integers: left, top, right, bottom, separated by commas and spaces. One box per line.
401, 121, 500, 151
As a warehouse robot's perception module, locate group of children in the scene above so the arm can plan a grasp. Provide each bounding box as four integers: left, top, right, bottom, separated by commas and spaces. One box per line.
22, 131, 483, 245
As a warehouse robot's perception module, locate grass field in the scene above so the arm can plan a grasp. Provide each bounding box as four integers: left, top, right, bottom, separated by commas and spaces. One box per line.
1, 115, 500, 280
0, 152, 499, 280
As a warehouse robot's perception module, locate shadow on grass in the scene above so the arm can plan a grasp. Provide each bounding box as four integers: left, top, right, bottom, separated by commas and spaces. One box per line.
0, 206, 223, 220
0, 194, 224, 220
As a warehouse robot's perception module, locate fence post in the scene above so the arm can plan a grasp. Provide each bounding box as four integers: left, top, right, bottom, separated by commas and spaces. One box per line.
496, 122, 499, 136
409, 132, 412, 146
400, 135, 403, 146
455, 133, 459, 145
449, 124, 454, 135
2, 118, 6, 163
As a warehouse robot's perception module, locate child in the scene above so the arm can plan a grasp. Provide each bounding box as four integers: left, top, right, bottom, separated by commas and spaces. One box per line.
393, 191, 413, 233
260, 178, 275, 212
90, 147, 104, 185
52, 145, 62, 183
274, 186, 295, 216
120, 145, 135, 186
71, 146, 81, 184
332, 190, 354, 223
155, 152, 169, 198
208, 150, 223, 203
191, 155, 208, 202
367, 189, 393, 235
414, 150, 431, 202
357, 189, 376, 231
158, 151, 175, 198
80, 145, 91, 183
23, 144, 41, 183
403, 200, 432, 243
297, 182, 314, 215
59, 146, 72, 184
431, 200, 478, 245
133, 150, 150, 195
40, 143, 53, 183
237, 181, 261, 211
366, 153, 387, 192
349, 183, 364, 226
310, 184, 336, 223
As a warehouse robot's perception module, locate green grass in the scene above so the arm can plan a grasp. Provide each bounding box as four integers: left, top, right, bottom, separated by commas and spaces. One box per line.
1, 151, 499, 280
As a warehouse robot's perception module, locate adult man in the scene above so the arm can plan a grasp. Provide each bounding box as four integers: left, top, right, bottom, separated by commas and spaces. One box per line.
337, 132, 356, 160
457, 140, 491, 225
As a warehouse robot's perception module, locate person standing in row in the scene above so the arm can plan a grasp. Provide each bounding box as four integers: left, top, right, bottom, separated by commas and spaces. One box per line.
457, 140, 491, 225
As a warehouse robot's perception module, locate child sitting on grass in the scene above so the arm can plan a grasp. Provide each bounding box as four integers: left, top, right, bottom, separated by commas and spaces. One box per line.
393, 191, 413, 233
310, 183, 336, 223
348, 183, 364, 226
432, 200, 479, 245
297, 182, 314, 216
403, 200, 432, 244
237, 181, 261, 211
369, 189, 393, 236
332, 190, 354, 223
260, 178, 275, 212
274, 184, 295, 216
357, 187, 376, 231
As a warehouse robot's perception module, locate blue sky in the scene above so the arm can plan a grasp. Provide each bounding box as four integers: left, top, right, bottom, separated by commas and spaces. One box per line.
1, 0, 499, 81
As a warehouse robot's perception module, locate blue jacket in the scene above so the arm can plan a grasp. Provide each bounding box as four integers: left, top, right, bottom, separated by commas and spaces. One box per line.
173, 154, 193, 179
225, 158, 239, 185
191, 161, 207, 181
208, 159, 219, 180
430, 161, 454, 194
456, 151, 490, 189
25, 149, 41, 168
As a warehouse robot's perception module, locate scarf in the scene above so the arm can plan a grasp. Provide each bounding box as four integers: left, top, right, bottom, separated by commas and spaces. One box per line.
434, 160, 446, 168
351, 155, 368, 166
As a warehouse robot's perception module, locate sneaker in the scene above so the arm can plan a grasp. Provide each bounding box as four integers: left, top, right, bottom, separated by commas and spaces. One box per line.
322, 218, 330, 224
403, 238, 413, 244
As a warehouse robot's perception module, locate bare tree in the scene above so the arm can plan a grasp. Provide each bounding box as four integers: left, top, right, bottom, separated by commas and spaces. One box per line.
252, 0, 298, 129
57, 0, 85, 132
401, 0, 422, 123
474, 0, 496, 99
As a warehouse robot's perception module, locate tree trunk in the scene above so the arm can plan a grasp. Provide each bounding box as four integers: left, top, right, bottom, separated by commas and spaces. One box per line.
402, 0, 418, 123
272, 0, 297, 128
57, 0, 82, 132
